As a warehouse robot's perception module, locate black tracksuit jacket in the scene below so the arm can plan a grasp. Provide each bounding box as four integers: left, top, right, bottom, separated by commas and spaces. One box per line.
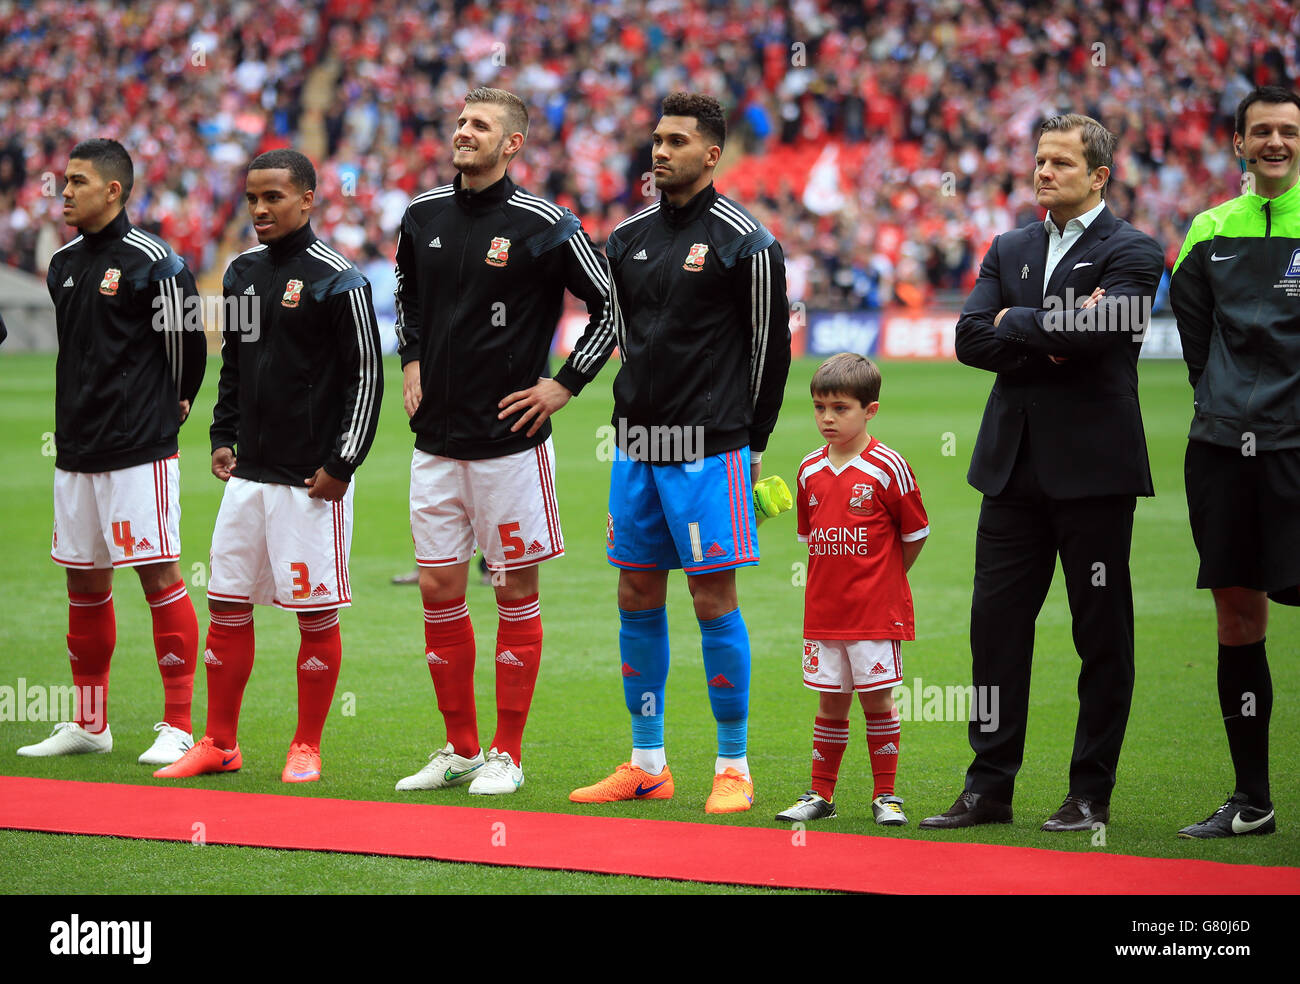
211, 223, 383, 485
394, 174, 619, 459
46, 210, 206, 472
605, 184, 791, 459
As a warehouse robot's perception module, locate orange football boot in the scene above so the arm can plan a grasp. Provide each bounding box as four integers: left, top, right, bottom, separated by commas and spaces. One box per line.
705, 767, 754, 814
282, 742, 322, 783
570, 762, 674, 802
153, 736, 242, 778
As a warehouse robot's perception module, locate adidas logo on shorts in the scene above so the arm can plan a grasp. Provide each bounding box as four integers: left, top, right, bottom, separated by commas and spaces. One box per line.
299, 656, 329, 672
705, 542, 726, 558
158, 652, 185, 667
525, 539, 544, 555
869, 662, 888, 676
135, 537, 153, 551
203, 649, 222, 667
873, 742, 899, 756
496, 650, 525, 667
311, 583, 330, 597
426, 651, 448, 665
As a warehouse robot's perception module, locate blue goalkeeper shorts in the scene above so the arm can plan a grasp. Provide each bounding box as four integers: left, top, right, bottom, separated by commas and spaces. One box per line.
606, 446, 759, 573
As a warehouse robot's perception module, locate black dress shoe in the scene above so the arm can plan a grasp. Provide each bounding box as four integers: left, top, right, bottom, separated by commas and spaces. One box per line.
1041, 795, 1109, 832
919, 790, 1013, 829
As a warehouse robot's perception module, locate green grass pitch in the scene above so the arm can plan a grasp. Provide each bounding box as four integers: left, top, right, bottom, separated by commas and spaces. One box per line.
1, 352, 1296, 894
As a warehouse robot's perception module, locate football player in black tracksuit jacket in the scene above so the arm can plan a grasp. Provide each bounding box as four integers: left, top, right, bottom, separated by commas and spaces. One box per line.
570, 94, 791, 815
155, 149, 383, 785
391, 88, 619, 796
18, 139, 206, 766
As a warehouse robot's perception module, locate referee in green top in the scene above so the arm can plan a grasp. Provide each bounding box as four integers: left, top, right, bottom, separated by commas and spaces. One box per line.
1169, 85, 1300, 838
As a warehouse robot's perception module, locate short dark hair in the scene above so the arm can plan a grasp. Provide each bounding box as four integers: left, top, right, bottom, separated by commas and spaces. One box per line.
661, 92, 726, 150
810, 352, 881, 406
70, 138, 134, 203
1235, 85, 1300, 136
1039, 114, 1117, 190
248, 148, 317, 192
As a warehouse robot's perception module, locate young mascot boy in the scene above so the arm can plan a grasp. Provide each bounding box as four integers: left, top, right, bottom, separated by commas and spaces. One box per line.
777, 353, 928, 825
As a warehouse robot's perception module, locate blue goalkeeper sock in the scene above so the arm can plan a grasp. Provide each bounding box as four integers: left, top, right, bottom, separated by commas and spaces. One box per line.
699, 607, 750, 758
620, 606, 669, 753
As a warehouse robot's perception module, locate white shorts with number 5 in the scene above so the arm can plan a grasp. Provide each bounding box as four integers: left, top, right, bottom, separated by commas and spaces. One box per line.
410, 439, 563, 572
208, 476, 353, 610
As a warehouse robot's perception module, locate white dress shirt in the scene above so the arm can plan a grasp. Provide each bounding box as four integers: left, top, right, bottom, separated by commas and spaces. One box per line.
1042, 199, 1106, 300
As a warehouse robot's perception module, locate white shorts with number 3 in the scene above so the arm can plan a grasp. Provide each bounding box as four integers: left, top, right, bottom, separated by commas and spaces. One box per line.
208, 476, 353, 610
410, 439, 563, 572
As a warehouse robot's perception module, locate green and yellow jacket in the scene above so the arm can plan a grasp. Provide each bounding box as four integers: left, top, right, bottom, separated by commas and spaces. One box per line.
1171, 178, 1300, 450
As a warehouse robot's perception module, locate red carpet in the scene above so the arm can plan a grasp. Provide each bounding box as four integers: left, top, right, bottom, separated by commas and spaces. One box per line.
1, 776, 1295, 893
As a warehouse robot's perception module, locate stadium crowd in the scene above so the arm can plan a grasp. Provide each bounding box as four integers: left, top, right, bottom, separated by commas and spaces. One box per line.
1, 0, 1296, 312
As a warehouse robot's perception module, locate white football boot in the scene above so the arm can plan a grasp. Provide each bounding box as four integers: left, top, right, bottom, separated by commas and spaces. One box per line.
17, 721, 113, 757
395, 743, 486, 791
137, 722, 194, 765
467, 747, 524, 795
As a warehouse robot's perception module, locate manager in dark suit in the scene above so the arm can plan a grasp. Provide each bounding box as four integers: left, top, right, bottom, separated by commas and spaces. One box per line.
921, 114, 1164, 832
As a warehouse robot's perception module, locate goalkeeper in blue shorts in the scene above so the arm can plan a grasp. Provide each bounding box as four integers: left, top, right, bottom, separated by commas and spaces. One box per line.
570, 93, 791, 813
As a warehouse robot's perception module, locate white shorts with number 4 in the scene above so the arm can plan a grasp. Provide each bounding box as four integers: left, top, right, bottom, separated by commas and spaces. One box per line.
410, 439, 563, 571
802, 638, 902, 693
208, 476, 353, 610
52, 456, 181, 569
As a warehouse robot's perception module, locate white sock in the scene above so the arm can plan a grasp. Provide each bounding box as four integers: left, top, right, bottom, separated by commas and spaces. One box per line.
716, 755, 749, 779
631, 746, 667, 775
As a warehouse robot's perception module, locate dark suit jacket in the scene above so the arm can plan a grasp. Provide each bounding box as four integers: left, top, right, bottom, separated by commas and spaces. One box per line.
955, 205, 1164, 498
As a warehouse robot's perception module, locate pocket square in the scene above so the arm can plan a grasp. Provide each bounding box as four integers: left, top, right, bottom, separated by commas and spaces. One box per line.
1072, 261, 1094, 269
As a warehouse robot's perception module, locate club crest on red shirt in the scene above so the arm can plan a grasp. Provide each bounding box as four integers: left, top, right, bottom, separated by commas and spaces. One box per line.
683, 243, 709, 272
99, 268, 122, 295
848, 482, 874, 515
282, 279, 304, 307
486, 237, 511, 267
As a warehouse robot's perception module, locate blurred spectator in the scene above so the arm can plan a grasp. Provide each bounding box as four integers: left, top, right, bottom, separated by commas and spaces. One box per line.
1, 0, 1296, 317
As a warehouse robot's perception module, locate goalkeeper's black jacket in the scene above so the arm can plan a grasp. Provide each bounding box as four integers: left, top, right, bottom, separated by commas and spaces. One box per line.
211, 222, 383, 485
394, 173, 619, 460
604, 183, 791, 461
46, 209, 206, 472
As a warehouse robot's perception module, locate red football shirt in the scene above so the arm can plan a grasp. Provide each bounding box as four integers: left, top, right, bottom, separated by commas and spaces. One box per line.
796, 437, 929, 640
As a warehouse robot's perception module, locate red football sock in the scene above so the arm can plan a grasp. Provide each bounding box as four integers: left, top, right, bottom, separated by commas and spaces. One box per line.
293, 610, 341, 748
490, 593, 542, 764
67, 590, 114, 734
424, 596, 478, 756
146, 580, 198, 732
865, 709, 901, 798
811, 716, 849, 800
204, 609, 255, 749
